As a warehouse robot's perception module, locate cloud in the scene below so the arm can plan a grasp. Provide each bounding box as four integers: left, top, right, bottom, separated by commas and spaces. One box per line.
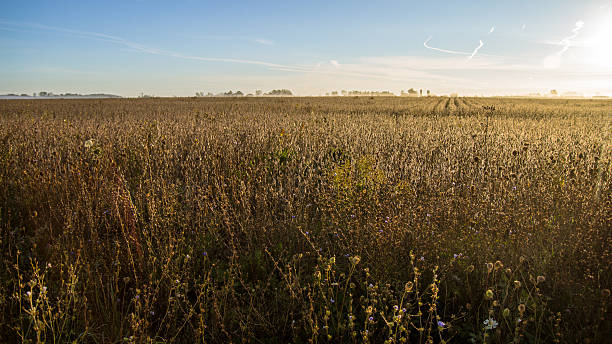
489, 26, 495, 34
543, 20, 584, 69
424, 36, 485, 61
468, 40, 484, 60
0, 20, 472, 86
423, 36, 471, 55
521, 24, 526, 31
0, 20, 301, 70
559, 20, 584, 55
253, 38, 274, 45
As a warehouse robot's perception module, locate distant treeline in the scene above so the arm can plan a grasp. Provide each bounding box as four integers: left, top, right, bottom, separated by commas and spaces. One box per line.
195, 89, 293, 97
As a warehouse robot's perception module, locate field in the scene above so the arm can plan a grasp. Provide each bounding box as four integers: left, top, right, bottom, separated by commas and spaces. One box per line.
0, 96, 610, 343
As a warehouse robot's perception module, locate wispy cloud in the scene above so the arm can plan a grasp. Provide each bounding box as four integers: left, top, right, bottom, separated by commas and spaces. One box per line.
253, 38, 274, 45
521, 24, 526, 31
0, 20, 473, 86
423, 36, 471, 55
424, 36, 486, 61
554, 20, 585, 57
489, 26, 495, 34
543, 20, 584, 69
468, 40, 484, 60
0, 20, 299, 70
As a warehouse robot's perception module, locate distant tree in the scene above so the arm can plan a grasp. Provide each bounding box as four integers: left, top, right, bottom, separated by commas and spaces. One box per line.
33, 92, 37, 97
331, 91, 338, 96
341, 90, 347, 96
256, 90, 263, 96
427, 90, 431, 96
207, 92, 214, 97
266, 89, 292, 96
420, 89, 423, 97
550, 89, 558, 95
21, 94, 28, 97
235, 91, 244, 96
39, 91, 48, 97
407, 88, 418, 96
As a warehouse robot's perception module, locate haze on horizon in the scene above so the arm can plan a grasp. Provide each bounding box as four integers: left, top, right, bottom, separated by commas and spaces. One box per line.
1, 0, 612, 97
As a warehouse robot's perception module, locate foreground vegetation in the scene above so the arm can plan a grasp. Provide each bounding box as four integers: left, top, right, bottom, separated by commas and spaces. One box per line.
0, 97, 610, 343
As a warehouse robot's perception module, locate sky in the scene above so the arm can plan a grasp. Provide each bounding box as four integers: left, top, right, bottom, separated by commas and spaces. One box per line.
1, 0, 612, 97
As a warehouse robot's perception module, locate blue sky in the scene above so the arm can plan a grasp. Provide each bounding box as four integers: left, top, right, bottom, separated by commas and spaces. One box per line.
1, 0, 611, 96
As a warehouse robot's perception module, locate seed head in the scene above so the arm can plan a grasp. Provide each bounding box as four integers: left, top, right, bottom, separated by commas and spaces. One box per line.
404, 281, 414, 292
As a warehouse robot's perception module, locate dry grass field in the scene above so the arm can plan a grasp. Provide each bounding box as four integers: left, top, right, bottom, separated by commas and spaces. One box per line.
0, 96, 610, 343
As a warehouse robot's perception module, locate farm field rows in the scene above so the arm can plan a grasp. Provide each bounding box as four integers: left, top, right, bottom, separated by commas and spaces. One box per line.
0, 97, 610, 343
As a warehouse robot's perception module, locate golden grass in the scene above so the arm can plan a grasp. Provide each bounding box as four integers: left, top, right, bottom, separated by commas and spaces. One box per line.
0, 96, 610, 343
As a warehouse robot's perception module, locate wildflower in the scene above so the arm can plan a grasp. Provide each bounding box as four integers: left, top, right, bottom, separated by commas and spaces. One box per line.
466, 265, 474, 273
42, 286, 47, 293
537, 275, 546, 284
603, 289, 611, 298
437, 320, 446, 328
349, 256, 361, 265
503, 308, 511, 317
514, 280, 521, 289
330, 298, 335, 303
329, 257, 336, 264
402, 308, 407, 313
369, 283, 374, 288
394, 305, 399, 311
494, 261, 503, 270
305, 231, 309, 235
369, 316, 374, 322
483, 318, 498, 330
485, 289, 494, 300
26, 291, 32, 297
203, 251, 207, 256
486, 263, 494, 273
185, 254, 190, 260
518, 304, 526, 314
84, 139, 94, 148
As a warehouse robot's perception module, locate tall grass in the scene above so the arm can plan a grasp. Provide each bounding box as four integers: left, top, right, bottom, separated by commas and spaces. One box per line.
0, 97, 610, 343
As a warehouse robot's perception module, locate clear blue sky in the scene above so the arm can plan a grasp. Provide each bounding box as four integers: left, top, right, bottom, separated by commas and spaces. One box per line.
1, 0, 611, 96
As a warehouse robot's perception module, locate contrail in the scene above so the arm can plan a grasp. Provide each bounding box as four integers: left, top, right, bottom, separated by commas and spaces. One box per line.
557, 20, 584, 56
468, 40, 484, 60
423, 36, 471, 55
0, 20, 305, 71
468, 40, 484, 61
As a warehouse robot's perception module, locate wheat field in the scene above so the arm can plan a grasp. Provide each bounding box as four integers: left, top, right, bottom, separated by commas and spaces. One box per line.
0, 96, 610, 343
